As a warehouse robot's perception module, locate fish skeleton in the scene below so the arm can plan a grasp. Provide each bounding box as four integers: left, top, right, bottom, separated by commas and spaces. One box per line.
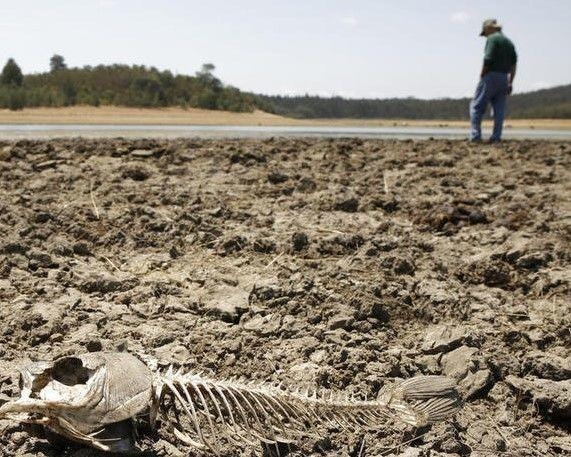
0, 352, 462, 454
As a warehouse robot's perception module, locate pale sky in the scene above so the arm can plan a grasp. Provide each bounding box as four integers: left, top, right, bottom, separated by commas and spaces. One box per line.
1, 0, 570, 99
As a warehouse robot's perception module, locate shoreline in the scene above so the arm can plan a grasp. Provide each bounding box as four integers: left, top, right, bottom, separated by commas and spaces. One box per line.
0, 106, 570, 130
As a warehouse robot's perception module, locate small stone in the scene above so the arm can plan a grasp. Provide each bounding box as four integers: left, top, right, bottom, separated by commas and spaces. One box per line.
267, 171, 289, 184
122, 166, 149, 181
292, 232, 309, 251
2, 242, 28, 254
505, 376, 571, 420
368, 302, 390, 323
309, 349, 327, 363
468, 209, 487, 224
9, 253, 28, 270
461, 369, 493, 399
77, 271, 136, 294
546, 436, 571, 453
421, 325, 467, 354
130, 149, 155, 157
329, 314, 354, 331
516, 251, 552, 270
73, 242, 91, 256
393, 257, 415, 275
85, 339, 103, 352
34, 160, 58, 170
68, 323, 99, 344
522, 350, 571, 381
440, 345, 479, 379
204, 286, 249, 323
28, 250, 57, 268
0, 146, 12, 161
243, 313, 281, 336
34, 212, 53, 223
335, 197, 359, 212
49, 333, 64, 343
396, 447, 423, 457
289, 362, 320, 384
154, 343, 191, 364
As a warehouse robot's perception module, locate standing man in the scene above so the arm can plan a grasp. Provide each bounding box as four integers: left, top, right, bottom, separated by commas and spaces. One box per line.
470, 19, 518, 142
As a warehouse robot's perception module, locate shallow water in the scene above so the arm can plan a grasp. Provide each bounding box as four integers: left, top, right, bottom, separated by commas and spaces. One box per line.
0, 123, 570, 139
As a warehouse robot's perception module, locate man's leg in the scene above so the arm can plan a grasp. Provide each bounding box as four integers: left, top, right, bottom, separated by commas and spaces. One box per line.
490, 83, 507, 142
469, 78, 489, 141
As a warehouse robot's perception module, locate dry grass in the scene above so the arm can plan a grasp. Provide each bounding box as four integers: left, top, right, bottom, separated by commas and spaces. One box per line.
0, 106, 570, 129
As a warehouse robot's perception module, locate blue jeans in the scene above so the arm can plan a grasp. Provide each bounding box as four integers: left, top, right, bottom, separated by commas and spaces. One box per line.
469, 71, 509, 141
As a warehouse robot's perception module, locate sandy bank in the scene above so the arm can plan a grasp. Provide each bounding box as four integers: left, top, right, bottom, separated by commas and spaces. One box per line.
0, 106, 570, 130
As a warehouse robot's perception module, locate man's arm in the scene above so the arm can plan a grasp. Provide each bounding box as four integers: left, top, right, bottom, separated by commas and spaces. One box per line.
480, 63, 490, 78
507, 64, 517, 94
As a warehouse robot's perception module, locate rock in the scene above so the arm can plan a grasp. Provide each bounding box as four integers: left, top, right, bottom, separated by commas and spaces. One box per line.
252, 238, 276, 253
288, 362, 320, 384
154, 343, 191, 364
504, 237, 533, 263
396, 447, 423, 457
368, 302, 390, 323
2, 242, 28, 254
8, 253, 28, 270
78, 272, 134, 293
440, 345, 479, 378
203, 286, 249, 323
522, 350, 571, 381
267, 171, 289, 184
0, 145, 12, 161
546, 436, 571, 453
416, 279, 458, 305
468, 209, 487, 224
505, 376, 571, 420
34, 159, 58, 170
33, 212, 53, 223
130, 149, 155, 158
122, 166, 149, 181
461, 369, 493, 399
68, 323, 99, 344
516, 251, 552, 270
328, 314, 354, 331
73, 242, 92, 256
335, 197, 359, 212
392, 257, 415, 275
292, 232, 309, 251
243, 313, 281, 336
28, 250, 57, 269
309, 349, 327, 363
215, 235, 248, 256
85, 339, 103, 352
421, 325, 467, 354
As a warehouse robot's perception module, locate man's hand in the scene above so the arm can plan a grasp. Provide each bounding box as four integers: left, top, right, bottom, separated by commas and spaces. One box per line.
507, 83, 513, 95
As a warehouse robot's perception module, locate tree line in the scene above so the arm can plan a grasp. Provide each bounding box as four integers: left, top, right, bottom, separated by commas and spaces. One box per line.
257, 84, 571, 119
1, 56, 570, 118
0, 56, 264, 112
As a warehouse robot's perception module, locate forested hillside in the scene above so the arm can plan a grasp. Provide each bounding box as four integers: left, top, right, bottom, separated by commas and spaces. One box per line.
0, 57, 267, 112
1, 56, 569, 118
258, 85, 571, 119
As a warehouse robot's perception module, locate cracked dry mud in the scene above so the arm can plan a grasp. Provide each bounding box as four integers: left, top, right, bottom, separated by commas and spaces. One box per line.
0, 138, 569, 456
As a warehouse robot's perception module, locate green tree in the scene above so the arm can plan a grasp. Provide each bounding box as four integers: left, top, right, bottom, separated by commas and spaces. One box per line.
50, 54, 67, 72
196, 63, 221, 90
1, 58, 24, 86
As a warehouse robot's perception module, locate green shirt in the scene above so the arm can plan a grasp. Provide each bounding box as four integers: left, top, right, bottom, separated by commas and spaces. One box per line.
484, 32, 517, 73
